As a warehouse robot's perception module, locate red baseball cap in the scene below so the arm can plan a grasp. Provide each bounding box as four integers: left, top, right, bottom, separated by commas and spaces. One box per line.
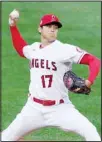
39, 14, 62, 28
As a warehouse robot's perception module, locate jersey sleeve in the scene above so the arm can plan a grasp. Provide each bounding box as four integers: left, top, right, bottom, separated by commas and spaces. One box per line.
62, 44, 87, 64
72, 46, 87, 63
23, 45, 33, 59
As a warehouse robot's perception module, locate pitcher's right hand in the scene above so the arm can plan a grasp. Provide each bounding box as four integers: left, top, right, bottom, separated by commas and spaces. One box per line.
9, 9, 19, 26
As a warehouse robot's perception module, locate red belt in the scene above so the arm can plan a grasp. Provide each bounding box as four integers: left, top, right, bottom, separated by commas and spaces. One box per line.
30, 95, 64, 106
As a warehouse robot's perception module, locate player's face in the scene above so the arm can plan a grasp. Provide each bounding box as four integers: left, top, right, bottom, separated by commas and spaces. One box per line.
39, 24, 59, 42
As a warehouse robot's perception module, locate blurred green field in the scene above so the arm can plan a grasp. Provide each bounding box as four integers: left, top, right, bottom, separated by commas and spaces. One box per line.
1, 2, 101, 141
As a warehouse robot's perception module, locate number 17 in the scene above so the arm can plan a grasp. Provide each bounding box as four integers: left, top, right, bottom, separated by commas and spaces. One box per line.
41, 75, 53, 88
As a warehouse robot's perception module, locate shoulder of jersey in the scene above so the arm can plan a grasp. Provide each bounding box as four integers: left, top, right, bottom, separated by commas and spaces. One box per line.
30, 42, 40, 50
64, 43, 76, 48
57, 40, 76, 49
64, 43, 86, 53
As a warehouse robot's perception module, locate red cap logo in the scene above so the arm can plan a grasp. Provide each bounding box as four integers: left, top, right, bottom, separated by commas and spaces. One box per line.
39, 14, 62, 28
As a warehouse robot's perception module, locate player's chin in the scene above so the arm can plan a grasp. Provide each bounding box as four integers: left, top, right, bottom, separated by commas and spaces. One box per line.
48, 37, 56, 43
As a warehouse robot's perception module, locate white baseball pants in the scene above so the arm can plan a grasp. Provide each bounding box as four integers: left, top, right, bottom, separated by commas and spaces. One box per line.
1, 97, 101, 141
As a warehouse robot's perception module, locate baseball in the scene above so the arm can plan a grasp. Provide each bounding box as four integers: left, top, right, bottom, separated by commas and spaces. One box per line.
9, 9, 19, 19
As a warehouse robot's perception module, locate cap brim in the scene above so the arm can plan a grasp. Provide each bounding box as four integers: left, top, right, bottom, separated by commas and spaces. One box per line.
41, 21, 62, 28
53, 22, 62, 28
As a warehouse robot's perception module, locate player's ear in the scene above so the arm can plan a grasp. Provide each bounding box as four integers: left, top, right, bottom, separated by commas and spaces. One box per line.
38, 26, 42, 33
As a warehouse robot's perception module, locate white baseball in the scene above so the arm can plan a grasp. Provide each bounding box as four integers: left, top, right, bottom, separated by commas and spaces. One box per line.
9, 9, 19, 19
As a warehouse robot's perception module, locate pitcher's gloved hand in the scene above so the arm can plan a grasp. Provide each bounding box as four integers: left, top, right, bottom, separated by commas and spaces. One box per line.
63, 71, 91, 95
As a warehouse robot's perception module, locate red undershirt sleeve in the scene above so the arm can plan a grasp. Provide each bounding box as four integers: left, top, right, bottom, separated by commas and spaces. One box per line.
79, 54, 101, 84
9, 25, 28, 57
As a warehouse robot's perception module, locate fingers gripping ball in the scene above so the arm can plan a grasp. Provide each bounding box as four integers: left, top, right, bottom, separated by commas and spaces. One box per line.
63, 71, 91, 95
9, 9, 19, 19
9, 9, 19, 25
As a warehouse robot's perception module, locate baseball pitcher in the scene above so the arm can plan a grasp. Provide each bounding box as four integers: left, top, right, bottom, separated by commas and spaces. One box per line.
1, 9, 101, 141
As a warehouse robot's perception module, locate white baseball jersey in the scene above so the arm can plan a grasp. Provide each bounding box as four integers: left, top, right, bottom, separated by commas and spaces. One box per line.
23, 40, 87, 102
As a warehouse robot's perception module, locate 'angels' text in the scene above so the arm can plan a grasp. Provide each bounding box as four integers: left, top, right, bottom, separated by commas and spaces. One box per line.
30, 58, 57, 71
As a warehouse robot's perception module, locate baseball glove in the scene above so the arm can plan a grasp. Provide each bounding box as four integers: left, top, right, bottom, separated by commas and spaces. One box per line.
63, 70, 91, 95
